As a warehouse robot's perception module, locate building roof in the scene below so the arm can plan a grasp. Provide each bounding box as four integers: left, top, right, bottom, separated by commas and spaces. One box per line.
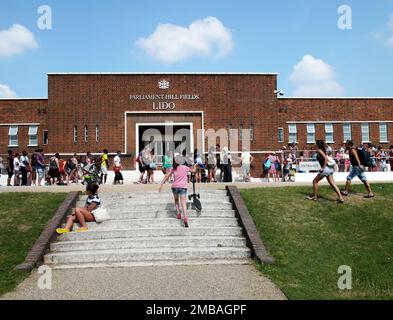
47, 72, 279, 76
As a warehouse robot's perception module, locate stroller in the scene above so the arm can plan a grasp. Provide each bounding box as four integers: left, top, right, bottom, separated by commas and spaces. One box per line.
283, 161, 296, 182
82, 163, 100, 185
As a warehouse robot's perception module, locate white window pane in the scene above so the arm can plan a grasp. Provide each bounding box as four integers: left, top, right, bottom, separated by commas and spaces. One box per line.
326, 133, 334, 143
307, 124, 315, 133
29, 136, 38, 146
289, 124, 297, 134
96, 126, 99, 142
29, 126, 38, 135
278, 128, 284, 142
289, 133, 297, 143
380, 123, 388, 142
307, 133, 315, 144
9, 136, 18, 146
343, 123, 351, 141
361, 124, 370, 142
325, 124, 333, 133
9, 126, 18, 135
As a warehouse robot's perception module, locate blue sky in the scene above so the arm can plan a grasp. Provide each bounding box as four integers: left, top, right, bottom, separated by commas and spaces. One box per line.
1, 0, 393, 98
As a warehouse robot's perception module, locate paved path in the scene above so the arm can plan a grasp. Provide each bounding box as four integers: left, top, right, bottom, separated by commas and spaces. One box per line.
1, 264, 286, 300
0, 180, 368, 194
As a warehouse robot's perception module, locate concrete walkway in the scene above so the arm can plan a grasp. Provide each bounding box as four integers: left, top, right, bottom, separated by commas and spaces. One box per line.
1, 264, 286, 300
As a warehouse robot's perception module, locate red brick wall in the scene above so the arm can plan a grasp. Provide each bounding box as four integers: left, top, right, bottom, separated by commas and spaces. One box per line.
0, 99, 48, 156
47, 74, 278, 155
276, 98, 393, 151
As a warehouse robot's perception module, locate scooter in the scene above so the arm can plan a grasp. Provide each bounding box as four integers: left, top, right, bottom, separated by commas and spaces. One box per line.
188, 172, 202, 211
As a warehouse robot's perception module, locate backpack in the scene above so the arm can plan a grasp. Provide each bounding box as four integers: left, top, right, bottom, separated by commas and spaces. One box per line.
357, 148, 371, 167
49, 157, 58, 170
264, 158, 271, 170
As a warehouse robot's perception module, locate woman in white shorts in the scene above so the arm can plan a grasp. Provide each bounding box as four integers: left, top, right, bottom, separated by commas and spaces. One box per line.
306, 140, 344, 203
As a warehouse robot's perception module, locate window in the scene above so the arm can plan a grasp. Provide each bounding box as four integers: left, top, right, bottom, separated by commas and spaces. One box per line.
379, 123, 388, 143
96, 125, 100, 143
240, 126, 254, 142
307, 124, 316, 144
250, 125, 254, 141
43, 130, 49, 145
74, 126, 78, 143
28, 125, 38, 146
325, 123, 334, 143
343, 123, 352, 142
361, 123, 370, 143
84, 126, 88, 142
8, 126, 18, 146
288, 124, 297, 143
278, 128, 284, 143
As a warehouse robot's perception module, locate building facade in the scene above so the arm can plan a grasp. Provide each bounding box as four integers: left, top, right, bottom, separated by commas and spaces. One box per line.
1, 73, 392, 173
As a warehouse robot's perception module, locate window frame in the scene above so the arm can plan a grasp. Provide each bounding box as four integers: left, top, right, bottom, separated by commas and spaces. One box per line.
361, 123, 370, 143
325, 123, 334, 144
84, 125, 88, 143
96, 125, 100, 143
8, 126, 19, 147
278, 127, 284, 143
306, 124, 316, 144
343, 123, 352, 142
73, 125, 78, 143
43, 130, 49, 145
379, 122, 388, 143
28, 125, 39, 147
288, 124, 297, 143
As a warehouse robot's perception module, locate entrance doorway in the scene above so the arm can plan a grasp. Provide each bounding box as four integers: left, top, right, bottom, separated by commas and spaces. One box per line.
136, 123, 193, 164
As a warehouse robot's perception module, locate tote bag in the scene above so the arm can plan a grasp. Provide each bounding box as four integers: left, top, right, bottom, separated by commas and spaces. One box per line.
92, 207, 111, 223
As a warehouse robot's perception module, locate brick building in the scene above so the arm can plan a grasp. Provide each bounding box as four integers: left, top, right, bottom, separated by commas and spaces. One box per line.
1, 73, 392, 173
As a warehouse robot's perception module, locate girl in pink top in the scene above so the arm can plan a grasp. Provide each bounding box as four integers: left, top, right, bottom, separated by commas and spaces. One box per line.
159, 155, 197, 228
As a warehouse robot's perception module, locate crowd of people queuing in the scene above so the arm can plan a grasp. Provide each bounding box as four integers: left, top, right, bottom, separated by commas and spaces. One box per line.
1, 149, 124, 187
1, 142, 392, 187
135, 144, 251, 185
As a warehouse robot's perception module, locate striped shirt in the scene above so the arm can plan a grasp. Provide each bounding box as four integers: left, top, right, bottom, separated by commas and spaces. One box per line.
86, 195, 101, 208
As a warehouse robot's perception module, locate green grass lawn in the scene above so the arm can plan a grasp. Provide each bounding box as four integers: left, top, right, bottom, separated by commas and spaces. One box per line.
240, 184, 393, 300
0, 193, 67, 296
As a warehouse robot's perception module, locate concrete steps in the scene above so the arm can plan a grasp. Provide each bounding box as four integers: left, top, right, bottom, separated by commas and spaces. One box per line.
44, 247, 251, 265
45, 191, 251, 269
77, 202, 233, 211
111, 210, 236, 219
73, 218, 240, 230
57, 226, 244, 241
50, 236, 247, 252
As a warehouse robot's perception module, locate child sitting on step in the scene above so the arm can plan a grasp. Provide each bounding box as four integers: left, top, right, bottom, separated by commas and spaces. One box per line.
56, 183, 101, 234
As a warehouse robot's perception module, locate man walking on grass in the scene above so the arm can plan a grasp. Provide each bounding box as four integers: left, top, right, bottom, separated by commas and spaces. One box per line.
341, 140, 375, 198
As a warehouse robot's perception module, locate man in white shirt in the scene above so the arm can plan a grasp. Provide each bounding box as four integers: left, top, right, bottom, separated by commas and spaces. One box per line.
113, 151, 121, 168
241, 151, 254, 182
113, 151, 124, 184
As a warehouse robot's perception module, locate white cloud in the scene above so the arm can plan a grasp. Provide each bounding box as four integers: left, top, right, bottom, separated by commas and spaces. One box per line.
135, 17, 234, 63
289, 55, 345, 97
0, 84, 17, 98
0, 24, 38, 58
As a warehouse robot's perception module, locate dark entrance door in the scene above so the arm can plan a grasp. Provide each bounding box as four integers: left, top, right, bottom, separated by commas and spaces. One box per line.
138, 124, 192, 164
